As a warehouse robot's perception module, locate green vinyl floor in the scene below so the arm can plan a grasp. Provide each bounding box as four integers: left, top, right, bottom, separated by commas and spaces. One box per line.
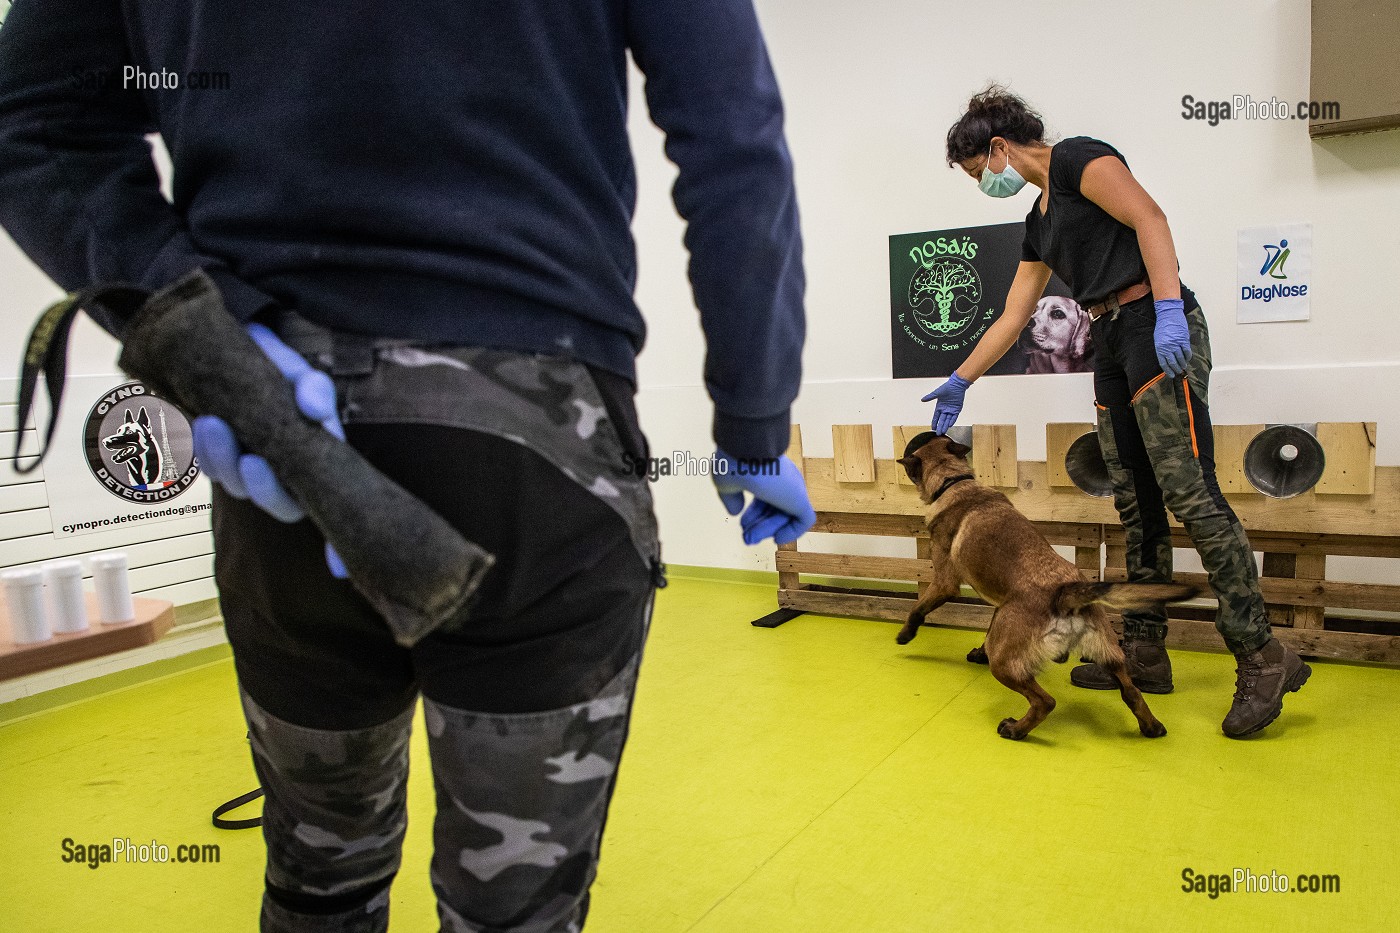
0, 574, 1394, 932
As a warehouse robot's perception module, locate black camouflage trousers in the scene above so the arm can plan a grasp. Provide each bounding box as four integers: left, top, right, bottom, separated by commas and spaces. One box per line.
1091, 295, 1271, 655
215, 317, 661, 932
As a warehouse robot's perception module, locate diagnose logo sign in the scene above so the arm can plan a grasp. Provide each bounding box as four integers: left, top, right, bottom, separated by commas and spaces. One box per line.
1237, 223, 1311, 323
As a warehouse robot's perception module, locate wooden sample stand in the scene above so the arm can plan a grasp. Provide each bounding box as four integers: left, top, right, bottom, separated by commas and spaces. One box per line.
768, 422, 1400, 665
0, 592, 176, 682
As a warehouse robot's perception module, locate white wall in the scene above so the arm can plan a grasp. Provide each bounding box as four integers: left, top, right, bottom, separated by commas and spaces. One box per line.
1, 0, 1396, 589
629, 0, 1400, 573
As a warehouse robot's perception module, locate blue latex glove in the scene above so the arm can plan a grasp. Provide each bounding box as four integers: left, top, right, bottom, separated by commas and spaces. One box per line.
920, 371, 972, 435
1153, 298, 1192, 378
192, 323, 348, 578
712, 451, 816, 546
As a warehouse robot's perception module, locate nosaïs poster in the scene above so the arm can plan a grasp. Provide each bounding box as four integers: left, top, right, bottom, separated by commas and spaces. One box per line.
890, 222, 1087, 379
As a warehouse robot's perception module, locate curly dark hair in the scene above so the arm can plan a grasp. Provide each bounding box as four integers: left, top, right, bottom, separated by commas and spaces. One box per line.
945, 85, 1046, 166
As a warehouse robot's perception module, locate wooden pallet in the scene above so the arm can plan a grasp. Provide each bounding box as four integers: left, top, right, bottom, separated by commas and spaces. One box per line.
772, 422, 1400, 664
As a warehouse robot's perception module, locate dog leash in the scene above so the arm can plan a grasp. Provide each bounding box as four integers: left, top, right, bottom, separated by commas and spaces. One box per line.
12, 285, 148, 471
212, 787, 265, 830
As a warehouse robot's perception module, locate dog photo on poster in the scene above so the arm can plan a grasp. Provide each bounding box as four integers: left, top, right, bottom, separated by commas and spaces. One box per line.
890, 222, 1090, 379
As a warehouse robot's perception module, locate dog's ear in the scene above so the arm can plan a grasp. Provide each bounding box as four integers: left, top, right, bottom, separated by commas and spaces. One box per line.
136, 406, 152, 429
1069, 303, 1091, 360
123, 409, 135, 424
897, 455, 923, 484
946, 440, 971, 460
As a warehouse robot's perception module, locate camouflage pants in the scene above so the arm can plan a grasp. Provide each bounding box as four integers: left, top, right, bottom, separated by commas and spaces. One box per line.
1091, 297, 1271, 654
216, 317, 661, 932
244, 654, 646, 933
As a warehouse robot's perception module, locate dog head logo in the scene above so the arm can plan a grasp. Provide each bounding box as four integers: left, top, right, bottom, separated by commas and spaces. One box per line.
84, 382, 201, 502
1019, 295, 1093, 374
898, 432, 972, 500
104, 407, 164, 487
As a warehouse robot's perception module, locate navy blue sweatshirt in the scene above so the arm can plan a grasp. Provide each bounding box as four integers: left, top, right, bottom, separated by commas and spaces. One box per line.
0, 0, 805, 459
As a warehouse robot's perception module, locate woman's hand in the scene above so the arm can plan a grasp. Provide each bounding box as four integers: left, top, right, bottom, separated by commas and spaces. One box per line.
917, 261, 1046, 434
921, 372, 971, 434
1152, 298, 1191, 378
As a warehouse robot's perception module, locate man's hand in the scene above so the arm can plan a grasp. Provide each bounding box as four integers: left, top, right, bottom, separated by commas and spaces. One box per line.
192, 323, 348, 577
921, 371, 971, 435
711, 451, 815, 546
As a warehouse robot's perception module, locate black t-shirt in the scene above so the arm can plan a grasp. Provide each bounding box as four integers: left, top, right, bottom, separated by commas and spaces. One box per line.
1021, 136, 1160, 307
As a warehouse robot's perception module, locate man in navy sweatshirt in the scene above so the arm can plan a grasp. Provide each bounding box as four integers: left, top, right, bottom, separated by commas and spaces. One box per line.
0, 2, 812, 930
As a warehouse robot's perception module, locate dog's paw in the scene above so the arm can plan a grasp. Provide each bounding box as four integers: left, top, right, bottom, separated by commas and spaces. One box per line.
896, 630, 915, 646
966, 645, 988, 665
997, 717, 1025, 740
1140, 720, 1168, 739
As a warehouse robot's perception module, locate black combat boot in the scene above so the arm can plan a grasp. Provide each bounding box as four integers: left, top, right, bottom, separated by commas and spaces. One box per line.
1221, 637, 1311, 738
1070, 638, 1173, 694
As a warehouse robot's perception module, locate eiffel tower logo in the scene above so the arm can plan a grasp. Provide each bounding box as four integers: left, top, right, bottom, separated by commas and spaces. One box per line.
157, 408, 180, 484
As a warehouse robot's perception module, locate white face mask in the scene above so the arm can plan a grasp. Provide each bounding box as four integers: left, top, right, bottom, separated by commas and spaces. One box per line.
978, 141, 1027, 198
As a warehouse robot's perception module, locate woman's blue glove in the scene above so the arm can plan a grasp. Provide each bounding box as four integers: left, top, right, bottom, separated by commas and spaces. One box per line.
192, 323, 348, 578
921, 372, 971, 435
712, 452, 816, 546
1153, 298, 1192, 378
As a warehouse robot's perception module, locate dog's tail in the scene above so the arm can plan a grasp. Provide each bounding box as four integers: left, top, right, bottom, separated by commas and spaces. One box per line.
1053, 581, 1202, 615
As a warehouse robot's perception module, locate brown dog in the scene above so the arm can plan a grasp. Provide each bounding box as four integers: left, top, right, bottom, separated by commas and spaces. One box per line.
896, 433, 1198, 740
